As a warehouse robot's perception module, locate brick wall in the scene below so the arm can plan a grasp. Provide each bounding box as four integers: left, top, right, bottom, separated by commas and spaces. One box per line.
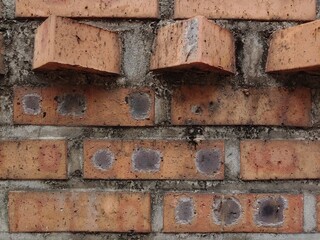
1, 0, 320, 239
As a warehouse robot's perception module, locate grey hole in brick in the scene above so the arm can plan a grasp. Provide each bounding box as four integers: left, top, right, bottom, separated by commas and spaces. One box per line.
132, 148, 161, 172
56, 94, 86, 117
92, 149, 115, 171
22, 94, 42, 115
195, 149, 221, 175
175, 198, 195, 224
127, 92, 151, 120
191, 105, 203, 115
255, 197, 286, 227
213, 197, 242, 226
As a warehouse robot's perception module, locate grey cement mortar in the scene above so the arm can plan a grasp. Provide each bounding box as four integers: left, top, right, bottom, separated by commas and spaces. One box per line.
1, 0, 320, 238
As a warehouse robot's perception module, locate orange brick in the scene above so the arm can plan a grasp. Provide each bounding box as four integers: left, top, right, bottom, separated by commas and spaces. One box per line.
174, 0, 316, 21
14, 86, 154, 127
84, 140, 224, 180
0, 140, 67, 180
241, 140, 320, 180
171, 85, 311, 127
16, 0, 159, 18
33, 16, 120, 74
9, 191, 151, 232
164, 193, 303, 233
266, 20, 320, 73
150, 16, 235, 73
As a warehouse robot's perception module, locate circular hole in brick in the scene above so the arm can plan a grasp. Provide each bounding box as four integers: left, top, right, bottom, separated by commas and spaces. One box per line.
195, 149, 221, 175
132, 148, 161, 172
22, 94, 42, 115
175, 197, 195, 225
92, 149, 115, 171
127, 92, 151, 120
254, 196, 287, 227
213, 197, 242, 226
56, 93, 86, 117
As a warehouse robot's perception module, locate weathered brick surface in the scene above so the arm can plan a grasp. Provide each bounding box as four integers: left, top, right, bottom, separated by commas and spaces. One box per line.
33, 16, 121, 74
9, 191, 151, 232
84, 140, 224, 180
15, 0, 159, 18
266, 20, 320, 73
0, 33, 5, 74
0, 140, 67, 179
14, 86, 155, 126
164, 193, 303, 233
171, 85, 311, 127
241, 140, 320, 180
174, 0, 316, 21
150, 16, 235, 73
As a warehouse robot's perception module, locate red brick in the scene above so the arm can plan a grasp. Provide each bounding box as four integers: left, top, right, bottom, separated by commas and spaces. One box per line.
266, 20, 320, 73
0, 140, 67, 180
9, 191, 151, 232
241, 140, 320, 180
15, 0, 159, 18
14, 86, 155, 127
174, 0, 316, 21
171, 85, 311, 127
84, 140, 224, 180
33, 16, 120, 74
150, 16, 235, 73
164, 193, 303, 233
316, 196, 320, 231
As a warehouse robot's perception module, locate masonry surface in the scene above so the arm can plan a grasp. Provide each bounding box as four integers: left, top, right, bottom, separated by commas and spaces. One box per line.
2, 0, 320, 239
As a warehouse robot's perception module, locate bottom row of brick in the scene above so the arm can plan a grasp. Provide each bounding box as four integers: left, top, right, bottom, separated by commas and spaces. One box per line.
8, 191, 308, 233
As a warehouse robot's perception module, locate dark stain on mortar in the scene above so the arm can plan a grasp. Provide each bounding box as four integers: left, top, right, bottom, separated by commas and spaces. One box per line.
127, 92, 151, 120
175, 197, 195, 224
92, 149, 115, 171
255, 196, 286, 227
22, 93, 42, 115
132, 148, 162, 172
55, 93, 86, 117
213, 197, 242, 226
195, 149, 221, 175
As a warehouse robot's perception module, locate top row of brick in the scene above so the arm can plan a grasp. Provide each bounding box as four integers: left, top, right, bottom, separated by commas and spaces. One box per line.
15, 0, 316, 21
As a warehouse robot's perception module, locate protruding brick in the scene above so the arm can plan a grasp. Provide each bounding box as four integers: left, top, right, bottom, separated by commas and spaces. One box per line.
164, 193, 303, 233
266, 20, 320, 73
16, 0, 159, 18
174, 0, 316, 21
14, 86, 155, 126
241, 140, 320, 180
171, 85, 311, 127
9, 191, 151, 232
150, 16, 235, 73
0, 140, 67, 180
84, 140, 224, 180
33, 16, 120, 74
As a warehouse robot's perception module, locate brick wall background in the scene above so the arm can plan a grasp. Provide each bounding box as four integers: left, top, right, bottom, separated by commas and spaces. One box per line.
1, 0, 320, 239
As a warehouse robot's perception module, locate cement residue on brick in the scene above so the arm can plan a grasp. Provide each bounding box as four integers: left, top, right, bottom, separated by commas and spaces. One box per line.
132, 148, 162, 172
184, 19, 199, 62
127, 92, 151, 120
195, 149, 221, 175
175, 197, 195, 225
92, 149, 115, 171
254, 196, 287, 227
213, 197, 242, 226
55, 93, 86, 117
22, 93, 42, 115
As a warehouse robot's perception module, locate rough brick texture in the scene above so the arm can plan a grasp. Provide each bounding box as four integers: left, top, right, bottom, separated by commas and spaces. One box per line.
33, 16, 121, 74
150, 16, 235, 73
84, 140, 224, 180
14, 86, 155, 126
174, 0, 316, 21
164, 193, 303, 233
9, 191, 151, 232
0, 33, 4, 74
241, 140, 320, 180
171, 85, 311, 127
15, 0, 159, 18
266, 20, 320, 73
0, 140, 67, 179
